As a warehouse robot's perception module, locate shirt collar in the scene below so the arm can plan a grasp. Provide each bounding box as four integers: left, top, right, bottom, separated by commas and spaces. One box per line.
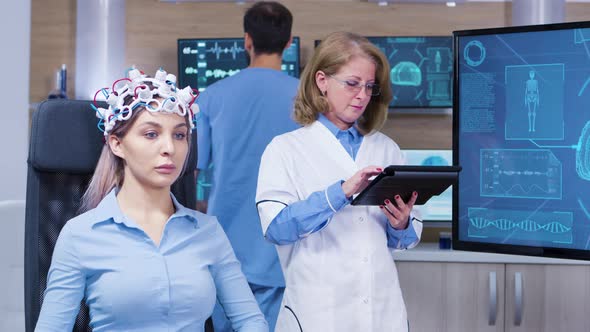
89, 189, 199, 226
318, 114, 361, 140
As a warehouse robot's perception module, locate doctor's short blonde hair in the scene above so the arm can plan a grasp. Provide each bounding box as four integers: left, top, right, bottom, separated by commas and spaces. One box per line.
293, 31, 393, 135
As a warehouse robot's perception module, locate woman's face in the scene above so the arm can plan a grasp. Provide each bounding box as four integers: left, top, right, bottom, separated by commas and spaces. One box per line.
109, 111, 189, 190
316, 56, 377, 130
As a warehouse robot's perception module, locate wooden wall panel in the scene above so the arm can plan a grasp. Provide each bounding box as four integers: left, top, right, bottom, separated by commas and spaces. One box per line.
30, 0, 514, 104
30, 0, 76, 103
383, 113, 453, 149
566, 3, 590, 23
126, 1, 512, 77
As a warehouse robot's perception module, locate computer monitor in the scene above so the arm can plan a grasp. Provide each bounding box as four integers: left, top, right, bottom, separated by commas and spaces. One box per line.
454, 21, 590, 260
403, 149, 453, 225
178, 36, 300, 91
367, 36, 453, 109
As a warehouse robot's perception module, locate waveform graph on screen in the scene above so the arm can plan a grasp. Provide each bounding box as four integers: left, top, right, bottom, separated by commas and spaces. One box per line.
468, 207, 573, 244
178, 37, 300, 92
480, 149, 562, 199
204, 41, 246, 61
195, 40, 248, 89
204, 69, 241, 79
505, 64, 565, 141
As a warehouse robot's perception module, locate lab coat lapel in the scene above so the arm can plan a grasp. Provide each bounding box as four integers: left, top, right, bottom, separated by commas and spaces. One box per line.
307, 121, 359, 178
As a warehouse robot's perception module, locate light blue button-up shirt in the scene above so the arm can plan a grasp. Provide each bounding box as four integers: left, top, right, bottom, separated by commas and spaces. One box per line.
36, 190, 268, 332
265, 115, 419, 248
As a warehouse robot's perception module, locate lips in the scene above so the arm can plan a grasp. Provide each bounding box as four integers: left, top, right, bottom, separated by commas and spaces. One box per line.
350, 105, 364, 110
155, 164, 176, 174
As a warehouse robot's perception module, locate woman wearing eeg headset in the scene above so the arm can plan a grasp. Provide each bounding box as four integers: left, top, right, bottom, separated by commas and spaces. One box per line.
35, 68, 268, 331
256, 32, 422, 332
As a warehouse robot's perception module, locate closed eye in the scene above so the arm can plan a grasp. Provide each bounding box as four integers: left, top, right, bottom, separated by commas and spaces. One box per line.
345, 80, 361, 88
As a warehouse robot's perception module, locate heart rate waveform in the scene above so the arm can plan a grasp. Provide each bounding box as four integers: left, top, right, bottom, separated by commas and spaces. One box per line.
480, 149, 562, 199
204, 42, 246, 60
205, 69, 241, 79
467, 207, 573, 244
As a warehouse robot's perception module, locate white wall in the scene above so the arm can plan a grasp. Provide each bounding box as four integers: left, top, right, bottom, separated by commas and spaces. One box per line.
0, 1, 30, 201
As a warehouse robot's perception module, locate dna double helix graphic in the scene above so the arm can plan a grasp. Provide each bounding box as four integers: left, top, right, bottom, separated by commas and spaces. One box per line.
469, 217, 571, 234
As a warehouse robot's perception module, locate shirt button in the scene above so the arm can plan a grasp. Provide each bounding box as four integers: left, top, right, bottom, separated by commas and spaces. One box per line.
358, 217, 364, 222
362, 257, 368, 263
363, 298, 369, 304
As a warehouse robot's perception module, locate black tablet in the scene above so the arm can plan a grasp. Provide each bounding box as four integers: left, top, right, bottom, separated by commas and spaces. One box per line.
351, 165, 462, 206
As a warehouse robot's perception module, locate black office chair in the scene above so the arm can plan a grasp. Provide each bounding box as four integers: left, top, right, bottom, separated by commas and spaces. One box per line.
24, 99, 198, 332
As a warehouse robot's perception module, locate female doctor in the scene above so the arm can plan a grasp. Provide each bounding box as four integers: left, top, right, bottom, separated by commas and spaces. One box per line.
256, 31, 422, 332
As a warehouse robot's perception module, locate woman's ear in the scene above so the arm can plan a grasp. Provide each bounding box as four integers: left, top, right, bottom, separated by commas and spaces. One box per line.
107, 135, 125, 159
315, 70, 328, 96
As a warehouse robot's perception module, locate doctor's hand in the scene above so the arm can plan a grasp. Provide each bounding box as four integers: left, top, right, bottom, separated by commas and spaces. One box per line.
342, 166, 383, 199
381, 191, 418, 230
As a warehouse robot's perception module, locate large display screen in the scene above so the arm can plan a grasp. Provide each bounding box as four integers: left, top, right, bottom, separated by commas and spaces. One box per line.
454, 21, 590, 260
367, 36, 453, 109
403, 149, 453, 224
178, 37, 300, 91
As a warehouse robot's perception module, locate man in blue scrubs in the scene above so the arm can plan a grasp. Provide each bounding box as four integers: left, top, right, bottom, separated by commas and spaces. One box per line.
195, 2, 298, 331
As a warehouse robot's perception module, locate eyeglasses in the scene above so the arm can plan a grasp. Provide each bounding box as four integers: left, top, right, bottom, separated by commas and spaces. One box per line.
329, 75, 381, 96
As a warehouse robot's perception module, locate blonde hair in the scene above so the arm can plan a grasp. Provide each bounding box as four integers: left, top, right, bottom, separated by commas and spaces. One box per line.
79, 105, 192, 213
293, 31, 393, 134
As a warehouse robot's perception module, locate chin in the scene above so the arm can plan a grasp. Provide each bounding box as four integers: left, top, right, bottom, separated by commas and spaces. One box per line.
344, 113, 363, 124
149, 176, 179, 189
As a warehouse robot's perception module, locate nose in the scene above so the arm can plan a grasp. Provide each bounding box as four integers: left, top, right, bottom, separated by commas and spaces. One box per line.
355, 85, 370, 99
160, 135, 175, 156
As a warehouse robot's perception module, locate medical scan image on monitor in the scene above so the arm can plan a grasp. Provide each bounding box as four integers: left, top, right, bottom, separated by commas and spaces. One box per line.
403, 149, 453, 224
178, 37, 300, 91
454, 22, 590, 260
366, 36, 453, 108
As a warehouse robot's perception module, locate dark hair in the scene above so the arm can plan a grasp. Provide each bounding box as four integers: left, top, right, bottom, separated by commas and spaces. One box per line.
243, 1, 293, 55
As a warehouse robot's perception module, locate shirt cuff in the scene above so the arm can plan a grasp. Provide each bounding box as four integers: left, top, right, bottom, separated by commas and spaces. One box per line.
325, 180, 350, 212
386, 216, 419, 249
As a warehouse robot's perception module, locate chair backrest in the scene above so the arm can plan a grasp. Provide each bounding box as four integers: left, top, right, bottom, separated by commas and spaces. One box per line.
24, 99, 196, 332
0, 200, 26, 332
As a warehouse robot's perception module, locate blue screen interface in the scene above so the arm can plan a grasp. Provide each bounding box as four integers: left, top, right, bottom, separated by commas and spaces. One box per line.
178, 37, 300, 91
367, 36, 453, 108
403, 149, 453, 222
457, 27, 590, 251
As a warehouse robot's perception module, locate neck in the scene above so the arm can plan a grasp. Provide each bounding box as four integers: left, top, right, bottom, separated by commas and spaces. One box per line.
116, 178, 174, 223
248, 52, 283, 71
325, 112, 354, 131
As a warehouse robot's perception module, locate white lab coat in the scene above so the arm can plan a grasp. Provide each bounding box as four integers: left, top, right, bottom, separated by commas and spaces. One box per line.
256, 121, 422, 332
